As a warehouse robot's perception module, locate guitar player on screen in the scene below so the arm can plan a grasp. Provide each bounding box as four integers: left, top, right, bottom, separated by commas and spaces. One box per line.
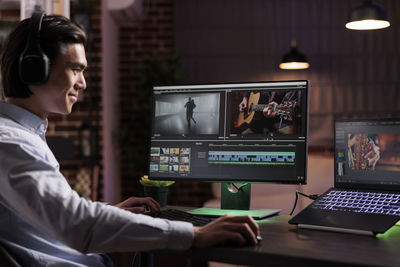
235, 90, 301, 135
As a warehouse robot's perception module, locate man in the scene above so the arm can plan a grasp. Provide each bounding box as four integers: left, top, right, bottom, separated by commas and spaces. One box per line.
184, 96, 196, 128
347, 134, 380, 170
0, 14, 259, 266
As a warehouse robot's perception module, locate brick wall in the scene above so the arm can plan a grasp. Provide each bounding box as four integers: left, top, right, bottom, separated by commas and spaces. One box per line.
47, 1, 104, 200
119, 0, 214, 207
0, 9, 19, 21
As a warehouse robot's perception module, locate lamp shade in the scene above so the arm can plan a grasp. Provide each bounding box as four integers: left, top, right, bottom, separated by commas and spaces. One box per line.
279, 41, 309, 70
345, 0, 390, 30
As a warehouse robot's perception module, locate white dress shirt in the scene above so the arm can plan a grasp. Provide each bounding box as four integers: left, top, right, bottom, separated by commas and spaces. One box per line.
0, 101, 193, 266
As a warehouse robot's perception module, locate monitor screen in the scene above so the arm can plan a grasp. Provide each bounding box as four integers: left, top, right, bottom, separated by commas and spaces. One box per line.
148, 80, 309, 185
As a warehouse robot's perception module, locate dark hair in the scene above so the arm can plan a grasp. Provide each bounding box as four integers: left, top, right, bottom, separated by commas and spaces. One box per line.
1, 15, 87, 98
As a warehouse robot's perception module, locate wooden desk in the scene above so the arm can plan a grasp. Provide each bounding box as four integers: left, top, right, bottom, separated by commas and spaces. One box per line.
153, 215, 400, 267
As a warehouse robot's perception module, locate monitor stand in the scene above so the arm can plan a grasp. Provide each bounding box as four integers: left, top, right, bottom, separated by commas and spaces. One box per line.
188, 182, 281, 220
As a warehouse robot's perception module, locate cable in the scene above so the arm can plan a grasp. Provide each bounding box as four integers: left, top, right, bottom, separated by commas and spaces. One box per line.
130, 252, 140, 267
228, 182, 249, 191
289, 191, 319, 216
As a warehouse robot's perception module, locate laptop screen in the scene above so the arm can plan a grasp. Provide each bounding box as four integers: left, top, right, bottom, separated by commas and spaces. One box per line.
335, 118, 400, 191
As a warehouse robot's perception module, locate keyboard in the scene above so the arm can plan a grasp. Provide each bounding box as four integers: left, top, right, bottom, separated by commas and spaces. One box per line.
155, 209, 213, 226
311, 189, 400, 216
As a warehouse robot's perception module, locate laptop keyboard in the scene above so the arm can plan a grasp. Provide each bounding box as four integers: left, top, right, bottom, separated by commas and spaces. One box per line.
311, 190, 400, 216
155, 208, 213, 226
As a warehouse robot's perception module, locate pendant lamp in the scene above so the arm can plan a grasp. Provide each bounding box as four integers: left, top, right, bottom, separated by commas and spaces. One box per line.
345, 0, 390, 30
279, 40, 309, 70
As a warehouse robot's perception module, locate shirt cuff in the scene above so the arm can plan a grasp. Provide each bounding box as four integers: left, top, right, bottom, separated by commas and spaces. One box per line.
165, 221, 194, 250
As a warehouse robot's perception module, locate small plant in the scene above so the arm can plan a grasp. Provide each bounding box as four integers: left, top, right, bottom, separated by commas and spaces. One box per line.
139, 175, 175, 187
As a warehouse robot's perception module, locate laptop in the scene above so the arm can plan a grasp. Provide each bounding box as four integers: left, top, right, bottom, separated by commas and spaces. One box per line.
289, 118, 400, 235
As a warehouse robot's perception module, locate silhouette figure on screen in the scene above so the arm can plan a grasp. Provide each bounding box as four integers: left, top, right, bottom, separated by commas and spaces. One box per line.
184, 97, 197, 128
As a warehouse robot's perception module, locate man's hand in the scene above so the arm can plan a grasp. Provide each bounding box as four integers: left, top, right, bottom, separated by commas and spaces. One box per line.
239, 97, 248, 112
348, 134, 358, 147
263, 101, 278, 118
348, 135, 380, 170
192, 215, 260, 248
365, 140, 380, 170
114, 197, 161, 215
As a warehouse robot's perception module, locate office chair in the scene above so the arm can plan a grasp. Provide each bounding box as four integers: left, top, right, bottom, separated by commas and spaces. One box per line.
0, 243, 22, 267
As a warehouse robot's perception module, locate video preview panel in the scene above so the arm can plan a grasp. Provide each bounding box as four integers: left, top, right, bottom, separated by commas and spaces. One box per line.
152, 93, 222, 137
345, 133, 400, 171
228, 89, 304, 137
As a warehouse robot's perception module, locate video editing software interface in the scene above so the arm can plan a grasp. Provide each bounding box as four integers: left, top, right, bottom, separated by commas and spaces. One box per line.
335, 119, 400, 187
149, 81, 308, 183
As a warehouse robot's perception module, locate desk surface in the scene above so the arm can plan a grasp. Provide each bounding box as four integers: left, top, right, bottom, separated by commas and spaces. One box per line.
154, 214, 400, 267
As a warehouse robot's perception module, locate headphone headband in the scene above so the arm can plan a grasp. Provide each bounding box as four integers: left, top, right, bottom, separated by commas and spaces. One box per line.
19, 12, 50, 85
25, 12, 46, 54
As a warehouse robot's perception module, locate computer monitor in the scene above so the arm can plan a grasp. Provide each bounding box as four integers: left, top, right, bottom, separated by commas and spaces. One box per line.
148, 80, 309, 217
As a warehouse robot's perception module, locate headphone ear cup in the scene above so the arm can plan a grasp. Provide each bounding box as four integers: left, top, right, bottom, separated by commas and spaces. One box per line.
19, 52, 50, 85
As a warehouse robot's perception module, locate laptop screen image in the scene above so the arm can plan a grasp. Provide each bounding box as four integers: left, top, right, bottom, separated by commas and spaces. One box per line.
335, 118, 400, 191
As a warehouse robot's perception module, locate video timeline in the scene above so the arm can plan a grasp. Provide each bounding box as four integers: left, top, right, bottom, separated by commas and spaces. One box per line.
208, 151, 295, 165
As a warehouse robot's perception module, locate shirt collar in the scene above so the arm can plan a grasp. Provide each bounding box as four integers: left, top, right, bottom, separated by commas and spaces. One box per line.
0, 100, 48, 136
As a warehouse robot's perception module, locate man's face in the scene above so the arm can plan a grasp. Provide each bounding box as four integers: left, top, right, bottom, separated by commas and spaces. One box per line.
30, 43, 87, 117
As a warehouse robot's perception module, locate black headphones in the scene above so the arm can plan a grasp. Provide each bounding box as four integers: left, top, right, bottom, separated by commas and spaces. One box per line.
19, 12, 50, 85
